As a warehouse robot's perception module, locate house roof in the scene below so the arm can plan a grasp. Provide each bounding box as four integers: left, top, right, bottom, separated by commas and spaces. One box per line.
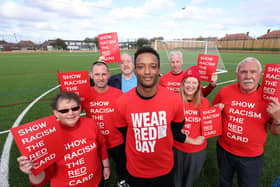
219, 33, 254, 40
258, 30, 280, 39
16, 40, 36, 47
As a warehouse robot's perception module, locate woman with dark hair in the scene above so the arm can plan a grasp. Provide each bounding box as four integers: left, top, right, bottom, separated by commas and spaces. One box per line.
17, 91, 110, 187
173, 66, 209, 187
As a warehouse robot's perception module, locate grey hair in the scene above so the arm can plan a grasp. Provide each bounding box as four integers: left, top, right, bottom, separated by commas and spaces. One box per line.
236, 57, 262, 73
120, 53, 134, 63
169, 51, 183, 63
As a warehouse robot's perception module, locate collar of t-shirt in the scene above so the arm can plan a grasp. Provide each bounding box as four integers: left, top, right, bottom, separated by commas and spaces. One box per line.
136, 87, 157, 100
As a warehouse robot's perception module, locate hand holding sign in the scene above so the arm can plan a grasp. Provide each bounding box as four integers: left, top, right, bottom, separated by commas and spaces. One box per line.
98, 32, 121, 63
11, 115, 64, 176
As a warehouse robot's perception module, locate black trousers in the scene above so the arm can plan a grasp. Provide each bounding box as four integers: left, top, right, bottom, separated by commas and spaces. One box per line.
173, 147, 207, 187
216, 143, 264, 187
127, 168, 174, 187
108, 143, 127, 182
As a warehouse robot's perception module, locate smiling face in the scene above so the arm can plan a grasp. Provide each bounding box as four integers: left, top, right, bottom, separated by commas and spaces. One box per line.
91, 63, 110, 89
169, 54, 183, 74
120, 53, 134, 76
135, 52, 160, 89
183, 77, 199, 97
53, 99, 81, 127
236, 61, 261, 93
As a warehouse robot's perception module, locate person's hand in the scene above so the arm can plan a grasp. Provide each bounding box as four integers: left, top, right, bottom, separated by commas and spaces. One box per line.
98, 56, 106, 62
103, 167, 110, 180
185, 136, 205, 145
215, 103, 225, 111
267, 98, 280, 123
210, 73, 218, 86
17, 156, 33, 175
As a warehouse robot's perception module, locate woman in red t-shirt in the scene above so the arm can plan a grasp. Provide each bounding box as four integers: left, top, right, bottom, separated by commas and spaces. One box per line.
17, 92, 110, 187
173, 66, 209, 187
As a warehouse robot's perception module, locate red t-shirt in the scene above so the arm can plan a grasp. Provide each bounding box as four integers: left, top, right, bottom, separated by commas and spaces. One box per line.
159, 71, 184, 93
115, 86, 185, 178
84, 86, 124, 148
31, 117, 108, 187
174, 97, 210, 153
159, 71, 215, 96
213, 83, 270, 157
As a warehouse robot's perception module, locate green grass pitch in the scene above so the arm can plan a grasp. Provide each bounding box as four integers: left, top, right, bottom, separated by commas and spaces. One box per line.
0, 51, 279, 186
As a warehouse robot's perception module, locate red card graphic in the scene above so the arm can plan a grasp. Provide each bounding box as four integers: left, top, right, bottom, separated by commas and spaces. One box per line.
200, 106, 222, 138
11, 115, 64, 176
261, 64, 280, 102
98, 32, 121, 63
197, 54, 219, 82
57, 70, 92, 106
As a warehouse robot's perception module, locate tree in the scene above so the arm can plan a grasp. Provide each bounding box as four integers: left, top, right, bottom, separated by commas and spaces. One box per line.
136, 38, 150, 49
150, 36, 164, 43
51, 38, 67, 50
84, 36, 99, 49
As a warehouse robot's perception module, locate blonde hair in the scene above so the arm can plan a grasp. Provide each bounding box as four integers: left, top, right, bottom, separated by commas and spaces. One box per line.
179, 77, 203, 108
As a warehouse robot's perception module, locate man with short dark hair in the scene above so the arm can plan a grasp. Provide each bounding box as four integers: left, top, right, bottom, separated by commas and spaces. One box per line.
114, 47, 204, 187
213, 57, 280, 187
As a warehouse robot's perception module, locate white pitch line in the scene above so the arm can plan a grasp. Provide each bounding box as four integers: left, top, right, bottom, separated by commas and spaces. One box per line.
0, 84, 60, 187
216, 79, 237, 86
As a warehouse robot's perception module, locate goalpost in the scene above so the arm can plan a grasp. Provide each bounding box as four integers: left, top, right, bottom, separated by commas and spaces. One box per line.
154, 40, 227, 75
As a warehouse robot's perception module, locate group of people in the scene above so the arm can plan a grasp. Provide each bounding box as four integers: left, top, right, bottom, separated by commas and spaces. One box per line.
17, 46, 280, 187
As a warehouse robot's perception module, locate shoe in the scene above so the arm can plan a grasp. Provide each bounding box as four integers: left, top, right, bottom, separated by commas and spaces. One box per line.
118, 180, 130, 187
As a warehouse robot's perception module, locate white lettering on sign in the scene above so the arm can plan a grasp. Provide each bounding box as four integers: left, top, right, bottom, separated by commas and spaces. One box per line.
18, 122, 47, 136
90, 101, 109, 107
228, 123, 243, 134
33, 153, 56, 169
231, 101, 255, 108
62, 74, 81, 80
65, 138, 87, 150
268, 67, 280, 73
266, 74, 280, 80
21, 127, 56, 145
90, 108, 114, 114
66, 157, 85, 169
228, 108, 262, 119
63, 80, 87, 86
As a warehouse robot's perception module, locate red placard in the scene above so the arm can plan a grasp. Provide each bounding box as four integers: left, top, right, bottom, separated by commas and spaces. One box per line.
200, 106, 222, 138
10, 115, 64, 176
261, 64, 280, 102
57, 71, 92, 106
197, 54, 219, 82
98, 32, 121, 63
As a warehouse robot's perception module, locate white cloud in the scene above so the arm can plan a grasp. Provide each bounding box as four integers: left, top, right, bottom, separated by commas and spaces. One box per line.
143, 0, 175, 10
108, 7, 148, 20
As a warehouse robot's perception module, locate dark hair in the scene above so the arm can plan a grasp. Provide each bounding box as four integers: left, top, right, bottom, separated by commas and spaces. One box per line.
51, 91, 80, 110
91, 61, 109, 72
134, 46, 160, 67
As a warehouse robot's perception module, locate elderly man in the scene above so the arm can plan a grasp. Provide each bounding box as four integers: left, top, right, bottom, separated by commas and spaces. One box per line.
213, 57, 280, 187
159, 50, 217, 96
108, 53, 137, 93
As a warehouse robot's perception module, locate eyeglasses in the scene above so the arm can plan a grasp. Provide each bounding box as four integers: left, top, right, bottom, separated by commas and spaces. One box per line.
57, 106, 80, 113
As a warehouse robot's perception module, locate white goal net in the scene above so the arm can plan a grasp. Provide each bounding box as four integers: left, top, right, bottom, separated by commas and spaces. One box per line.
153, 40, 227, 75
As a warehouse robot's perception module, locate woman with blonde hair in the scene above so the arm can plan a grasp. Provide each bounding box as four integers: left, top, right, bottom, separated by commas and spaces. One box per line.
173, 66, 210, 187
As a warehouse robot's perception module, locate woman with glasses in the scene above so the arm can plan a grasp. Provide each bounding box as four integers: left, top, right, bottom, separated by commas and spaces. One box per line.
17, 91, 110, 187
173, 66, 209, 187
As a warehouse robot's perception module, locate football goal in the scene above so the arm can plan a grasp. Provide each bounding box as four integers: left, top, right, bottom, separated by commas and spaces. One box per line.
153, 40, 227, 75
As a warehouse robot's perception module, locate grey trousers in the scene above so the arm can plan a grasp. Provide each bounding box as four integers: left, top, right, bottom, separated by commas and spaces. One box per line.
173, 147, 207, 187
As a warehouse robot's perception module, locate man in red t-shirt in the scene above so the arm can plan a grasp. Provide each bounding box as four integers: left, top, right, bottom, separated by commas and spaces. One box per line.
213, 57, 280, 187
84, 61, 128, 187
159, 50, 217, 96
114, 47, 204, 187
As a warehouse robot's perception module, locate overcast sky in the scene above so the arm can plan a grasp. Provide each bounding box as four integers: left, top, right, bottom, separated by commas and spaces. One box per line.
0, 0, 279, 43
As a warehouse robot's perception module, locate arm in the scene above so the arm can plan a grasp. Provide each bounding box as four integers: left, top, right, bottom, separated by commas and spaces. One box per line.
17, 156, 47, 185
102, 158, 110, 180
202, 73, 217, 97
267, 98, 280, 136
171, 120, 205, 145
